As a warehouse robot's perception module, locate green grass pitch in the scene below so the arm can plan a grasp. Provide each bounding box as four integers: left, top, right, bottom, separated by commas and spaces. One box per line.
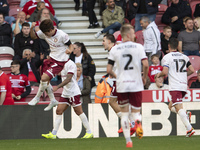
1, 136, 200, 150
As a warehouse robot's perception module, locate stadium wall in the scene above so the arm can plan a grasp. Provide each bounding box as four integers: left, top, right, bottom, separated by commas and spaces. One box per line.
0, 89, 200, 140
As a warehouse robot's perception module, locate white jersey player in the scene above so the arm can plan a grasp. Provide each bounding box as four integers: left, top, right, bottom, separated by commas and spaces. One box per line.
42, 60, 93, 139
157, 37, 195, 137
107, 24, 149, 148
28, 19, 73, 111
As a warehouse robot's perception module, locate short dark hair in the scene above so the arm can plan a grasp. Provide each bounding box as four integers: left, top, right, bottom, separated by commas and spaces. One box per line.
0, 12, 5, 19
104, 34, 116, 43
39, 19, 54, 33
169, 37, 178, 50
37, 1, 45, 8
11, 60, 20, 66
22, 22, 30, 28
151, 54, 159, 60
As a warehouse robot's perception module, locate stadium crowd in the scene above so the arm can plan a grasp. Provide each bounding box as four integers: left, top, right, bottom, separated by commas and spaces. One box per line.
0, 0, 200, 106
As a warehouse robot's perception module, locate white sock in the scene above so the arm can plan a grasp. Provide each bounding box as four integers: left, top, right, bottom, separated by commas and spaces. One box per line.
35, 81, 48, 98
52, 114, 62, 135
46, 83, 56, 102
128, 113, 135, 128
116, 112, 122, 119
178, 109, 192, 131
79, 113, 92, 134
171, 107, 177, 113
121, 112, 131, 143
132, 112, 141, 122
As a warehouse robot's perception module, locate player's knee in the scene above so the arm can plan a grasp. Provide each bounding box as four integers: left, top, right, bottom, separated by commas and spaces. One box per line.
74, 109, 83, 116
41, 74, 50, 82
56, 109, 63, 115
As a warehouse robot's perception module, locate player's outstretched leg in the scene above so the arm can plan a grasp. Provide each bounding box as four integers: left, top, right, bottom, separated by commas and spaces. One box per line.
44, 83, 58, 111
28, 81, 48, 105
121, 112, 132, 148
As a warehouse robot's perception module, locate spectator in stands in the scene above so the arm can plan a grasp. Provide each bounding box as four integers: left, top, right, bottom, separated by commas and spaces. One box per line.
12, 11, 32, 36
161, 26, 172, 55
20, 49, 44, 86
94, 0, 124, 38
132, 0, 162, 32
29, 1, 55, 22
70, 42, 96, 89
0, 12, 12, 47
14, 22, 38, 60
140, 16, 161, 64
86, 0, 99, 28
76, 63, 91, 103
178, 17, 200, 56
148, 54, 163, 83
148, 75, 168, 90
190, 69, 200, 89
0, 66, 14, 105
22, 0, 55, 20
0, 0, 15, 25
194, 3, 200, 18
7, 60, 31, 102
194, 17, 200, 32
162, 0, 191, 34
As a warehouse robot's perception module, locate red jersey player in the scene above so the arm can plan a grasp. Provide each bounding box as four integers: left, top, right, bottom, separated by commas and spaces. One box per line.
7, 60, 31, 102
28, 19, 73, 111
0, 67, 14, 105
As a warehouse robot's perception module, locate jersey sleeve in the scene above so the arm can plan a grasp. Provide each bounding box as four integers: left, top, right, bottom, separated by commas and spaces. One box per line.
36, 30, 46, 39
24, 75, 30, 87
67, 62, 76, 75
62, 32, 70, 44
161, 55, 169, 68
0, 76, 7, 92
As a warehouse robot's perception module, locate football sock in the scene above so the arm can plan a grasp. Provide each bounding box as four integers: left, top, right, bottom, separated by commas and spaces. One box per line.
35, 81, 48, 98
171, 107, 177, 113
117, 112, 122, 119
46, 83, 56, 102
79, 113, 92, 134
132, 112, 142, 122
178, 109, 192, 131
121, 112, 131, 143
128, 113, 135, 128
52, 114, 62, 135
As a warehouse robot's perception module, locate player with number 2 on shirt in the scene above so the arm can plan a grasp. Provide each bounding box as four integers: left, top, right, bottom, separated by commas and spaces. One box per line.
28, 19, 73, 111
107, 24, 149, 148
156, 38, 195, 137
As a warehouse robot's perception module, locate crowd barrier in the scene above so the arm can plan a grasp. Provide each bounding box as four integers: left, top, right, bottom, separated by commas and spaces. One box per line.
1, 89, 200, 139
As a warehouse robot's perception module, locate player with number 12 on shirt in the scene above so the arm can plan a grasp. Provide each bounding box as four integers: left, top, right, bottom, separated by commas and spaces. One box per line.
156, 38, 195, 137
28, 19, 73, 111
107, 24, 149, 148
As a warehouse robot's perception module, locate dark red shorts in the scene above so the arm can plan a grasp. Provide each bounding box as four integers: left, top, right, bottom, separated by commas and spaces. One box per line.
110, 81, 117, 98
42, 58, 66, 79
117, 91, 142, 109
59, 95, 81, 107
170, 91, 186, 106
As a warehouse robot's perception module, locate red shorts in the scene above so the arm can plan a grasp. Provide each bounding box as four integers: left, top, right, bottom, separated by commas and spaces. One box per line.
110, 81, 117, 98
170, 91, 186, 106
42, 58, 66, 79
59, 95, 81, 107
117, 91, 142, 109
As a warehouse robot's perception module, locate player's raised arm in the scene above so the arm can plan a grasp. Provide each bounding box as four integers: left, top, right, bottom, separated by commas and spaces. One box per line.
30, 22, 38, 39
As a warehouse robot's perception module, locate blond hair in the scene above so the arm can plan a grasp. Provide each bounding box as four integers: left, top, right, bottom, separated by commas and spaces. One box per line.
120, 24, 133, 39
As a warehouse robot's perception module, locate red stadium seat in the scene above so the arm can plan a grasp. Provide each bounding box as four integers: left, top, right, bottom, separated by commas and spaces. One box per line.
124, 18, 129, 23
7, 0, 21, 6
113, 31, 121, 39
188, 55, 200, 71
155, 14, 167, 31
0, 46, 14, 60
157, 4, 168, 15
188, 76, 197, 87
191, 2, 200, 18
135, 30, 144, 45
9, 7, 22, 19
0, 60, 12, 74
131, 18, 135, 27
25, 86, 44, 102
